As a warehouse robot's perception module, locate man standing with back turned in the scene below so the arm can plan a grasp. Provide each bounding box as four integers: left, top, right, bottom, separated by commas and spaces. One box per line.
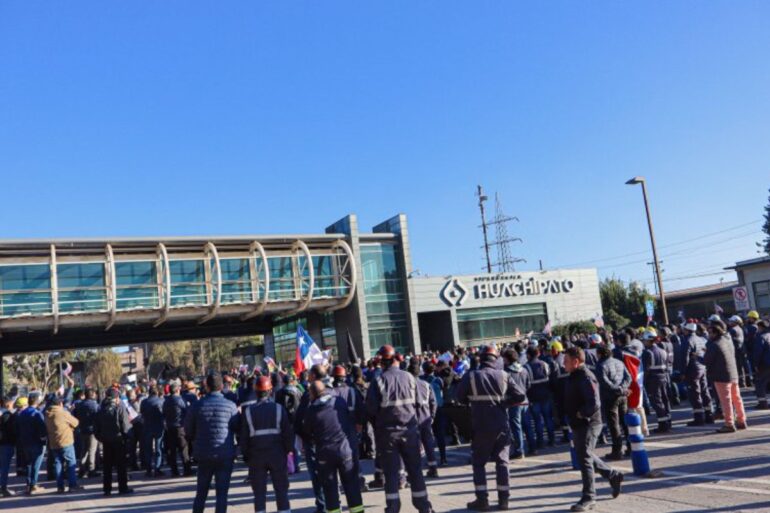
564, 347, 624, 512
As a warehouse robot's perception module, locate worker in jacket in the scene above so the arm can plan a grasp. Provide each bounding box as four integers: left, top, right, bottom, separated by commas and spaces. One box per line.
331, 365, 367, 490
596, 345, 631, 460
564, 347, 623, 512
525, 346, 555, 447
752, 319, 770, 409
240, 376, 294, 513
303, 381, 364, 513
365, 345, 433, 513
408, 360, 439, 478
456, 345, 522, 512
503, 347, 534, 460
642, 330, 672, 433
728, 315, 752, 388
681, 322, 715, 424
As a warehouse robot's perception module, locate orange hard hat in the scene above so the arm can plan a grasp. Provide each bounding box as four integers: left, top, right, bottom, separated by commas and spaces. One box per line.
332, 365, 347, 378
255, 376, 272, 392
378, 345, 396, 360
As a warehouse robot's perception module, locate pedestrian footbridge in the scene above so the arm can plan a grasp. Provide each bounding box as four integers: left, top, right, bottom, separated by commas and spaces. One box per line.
0, 235, 356, 352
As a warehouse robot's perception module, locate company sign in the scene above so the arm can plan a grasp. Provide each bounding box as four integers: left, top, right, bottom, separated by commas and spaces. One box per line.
441, 274, 575, 306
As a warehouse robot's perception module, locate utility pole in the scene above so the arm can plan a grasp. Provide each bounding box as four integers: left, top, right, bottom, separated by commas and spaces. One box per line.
647, 261, 664, 296
627, 177, 669, 325
477, 185, 492, 273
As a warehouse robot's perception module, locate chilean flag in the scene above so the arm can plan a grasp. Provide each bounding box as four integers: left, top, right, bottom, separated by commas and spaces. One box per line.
622, 350, 643, 410
294, 325, 326, 373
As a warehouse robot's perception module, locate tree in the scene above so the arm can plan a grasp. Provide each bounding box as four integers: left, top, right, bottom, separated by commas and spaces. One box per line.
85, 349, 123, 390
5, 352, 71, 391
552, 320, 597, 338
600, 277, 653, 328
762, 189, 770, 256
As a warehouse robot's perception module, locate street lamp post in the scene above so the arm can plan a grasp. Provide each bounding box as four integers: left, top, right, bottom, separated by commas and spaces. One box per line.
626, 176, 669, 325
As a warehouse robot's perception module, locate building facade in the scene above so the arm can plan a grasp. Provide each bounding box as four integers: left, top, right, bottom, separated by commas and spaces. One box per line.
731, 256, 770, 316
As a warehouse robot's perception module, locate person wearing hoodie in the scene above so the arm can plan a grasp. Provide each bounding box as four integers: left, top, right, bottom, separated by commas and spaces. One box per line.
44, 395, 80, 493
705, 319, 747, 433
94, 388, 133, 496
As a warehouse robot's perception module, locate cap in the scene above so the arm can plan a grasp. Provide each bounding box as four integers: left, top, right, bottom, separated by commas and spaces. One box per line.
256, 376, 273, 392
332, 365, 347, 378
377, 345, 396, 360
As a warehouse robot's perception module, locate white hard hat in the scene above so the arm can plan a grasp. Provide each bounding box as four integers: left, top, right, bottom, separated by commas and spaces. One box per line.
684, 323, 698, 332
728, 315, 743, 325
708, 314, 721, 322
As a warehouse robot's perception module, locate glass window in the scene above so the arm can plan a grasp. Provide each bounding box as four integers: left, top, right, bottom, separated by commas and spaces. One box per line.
219, 258, 252, 304
0, 264, 52, 316
57, 263, 107, 313
115, 261, 158, 310
361, 243, 410, 355
268, 256, 296, 301
457, 303, 548, 345
754, 280, 770, 312
169, 260, 206, 306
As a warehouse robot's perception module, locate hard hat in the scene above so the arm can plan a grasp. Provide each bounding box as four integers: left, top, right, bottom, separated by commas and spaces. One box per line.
332, 365, 347, 378
550, 341, 564, 353
15, 397, 28, 408
708, 314, 721, 322
636, 327, 646, 334
481, 345, 499, 358
377, 345, 396, 360
255, 376, 272, 392
684, 322, 698, 332
642, 329, 657, 341
590, 334, 602, 344
748, 311, 760, 320
728, 315, 743, 325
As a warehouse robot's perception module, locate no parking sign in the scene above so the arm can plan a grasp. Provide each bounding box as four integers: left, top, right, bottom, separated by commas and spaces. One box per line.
733, 286, 750, 311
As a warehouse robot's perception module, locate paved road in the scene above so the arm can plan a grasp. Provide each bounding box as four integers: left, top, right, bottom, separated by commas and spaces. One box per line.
4, 390, 770, 513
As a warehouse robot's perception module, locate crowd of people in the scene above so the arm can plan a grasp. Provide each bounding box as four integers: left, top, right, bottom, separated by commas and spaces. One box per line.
0, 309, 768, 513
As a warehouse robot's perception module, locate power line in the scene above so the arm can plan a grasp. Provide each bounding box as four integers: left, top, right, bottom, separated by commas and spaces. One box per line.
554, 219, 761, 268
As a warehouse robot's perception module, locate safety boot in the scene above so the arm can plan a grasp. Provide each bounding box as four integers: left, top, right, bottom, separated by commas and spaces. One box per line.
497, 498, 509, 510
704, 411, 716, 424
425, 467, 439, 478
467, 498, 491, 511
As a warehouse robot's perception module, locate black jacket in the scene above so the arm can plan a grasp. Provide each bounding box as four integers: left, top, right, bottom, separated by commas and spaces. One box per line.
94, 399, 131, 444
0, 408, 17, 446
564, 365, 602, 427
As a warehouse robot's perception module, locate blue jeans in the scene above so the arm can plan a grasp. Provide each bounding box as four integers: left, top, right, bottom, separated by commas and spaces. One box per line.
53, 445, 78, 489
143, 432, 164, 472
0, 445, 13, 489
23, 444, 45, 487
508, 405, 535, 456
193, 458, 233, 513
530, 400, 555, 445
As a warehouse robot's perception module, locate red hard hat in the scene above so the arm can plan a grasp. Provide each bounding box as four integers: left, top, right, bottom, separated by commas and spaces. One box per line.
482, 345, 499, 358
333, 365, 347, 378
378, 345, 396, 360
255, 376, 272, 392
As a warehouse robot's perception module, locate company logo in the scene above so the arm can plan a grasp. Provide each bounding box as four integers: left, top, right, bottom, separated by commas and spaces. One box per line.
440, 278, 468, 307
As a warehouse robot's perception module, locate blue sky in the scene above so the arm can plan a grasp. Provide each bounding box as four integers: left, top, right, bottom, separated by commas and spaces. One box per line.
1, 2, 768, 292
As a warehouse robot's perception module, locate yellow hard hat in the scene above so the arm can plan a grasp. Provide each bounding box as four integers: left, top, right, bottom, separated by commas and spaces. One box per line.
15, 397, 28, 408
550, 341, 564, 353
748, 311, 760, 320
637, 327, 646, 334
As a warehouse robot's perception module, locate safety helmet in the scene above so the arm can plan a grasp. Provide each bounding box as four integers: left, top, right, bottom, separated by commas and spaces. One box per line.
748, 311, 760, 320
642, 329, 658, 341
728, 315, 743, 325
707, 314, 722, 322
332, 365, 347, 378
637, 327, 646, 334
589, 334, 602, 345
377, 345, 396, 360
481, 345, 499, 358
255, 376, 272, 392
550, 341, 564, 353
684, 322, 698, 332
